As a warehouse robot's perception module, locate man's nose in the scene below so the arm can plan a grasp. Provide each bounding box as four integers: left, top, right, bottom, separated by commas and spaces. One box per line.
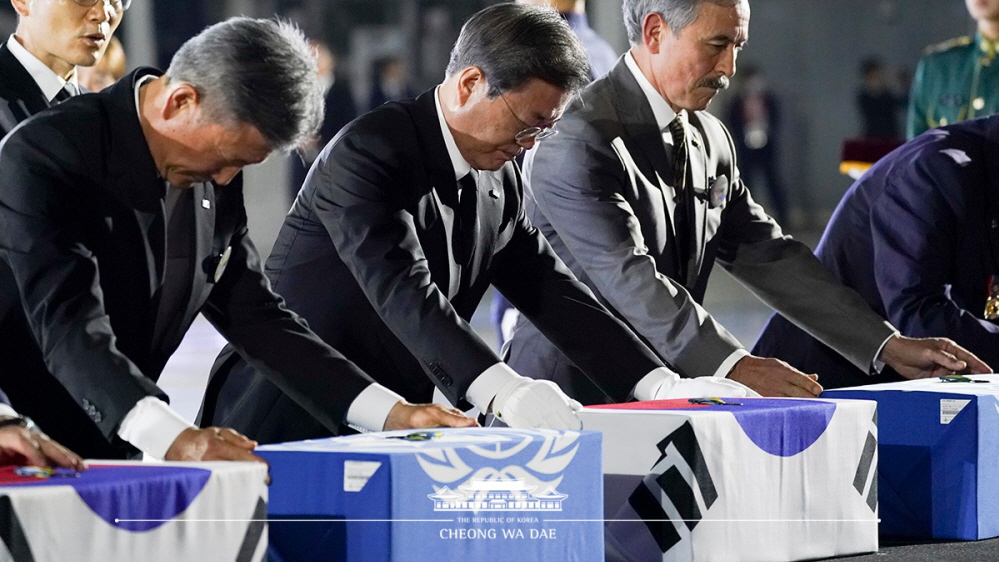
87, 0, 114, 23
717, 45, 738, 77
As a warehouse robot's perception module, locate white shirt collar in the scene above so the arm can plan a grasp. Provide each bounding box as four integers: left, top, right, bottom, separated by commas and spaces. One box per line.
624, 51, 683, 137
434, 86, 473, 181
6, 35, 79, 102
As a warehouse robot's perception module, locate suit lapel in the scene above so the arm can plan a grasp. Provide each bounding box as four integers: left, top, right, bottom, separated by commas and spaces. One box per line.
409, 91, 463, 298
0, 43, 52, 133
607, 61, 685, 276
184, 182, 216, 322
103, 70, 169, 302
686, 121, 708, 286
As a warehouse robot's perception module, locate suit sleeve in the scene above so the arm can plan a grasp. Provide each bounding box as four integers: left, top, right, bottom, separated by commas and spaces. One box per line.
869, 153, 999, 361
0, 123, 164, 440
489, 186, 665, 402
200, 183, 375, 433
310, 127, 500, 407
526, 118, 743, 379
712, 128, 895, 372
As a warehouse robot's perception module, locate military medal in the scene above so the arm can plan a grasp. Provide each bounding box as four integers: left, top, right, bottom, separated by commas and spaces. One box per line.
985, 275, 999, 320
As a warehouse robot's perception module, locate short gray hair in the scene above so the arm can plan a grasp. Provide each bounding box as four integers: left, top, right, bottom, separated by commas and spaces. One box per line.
166, 17, 323, 152
623, 0, 740, 45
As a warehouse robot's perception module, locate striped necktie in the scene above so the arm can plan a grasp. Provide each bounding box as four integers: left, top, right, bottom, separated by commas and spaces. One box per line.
667, 114, 691, 277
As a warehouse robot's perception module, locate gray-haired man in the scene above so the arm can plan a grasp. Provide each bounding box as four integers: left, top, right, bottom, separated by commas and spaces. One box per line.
203, 4, 754, 447
507, 0, 989, 405
0, 17, 474, 463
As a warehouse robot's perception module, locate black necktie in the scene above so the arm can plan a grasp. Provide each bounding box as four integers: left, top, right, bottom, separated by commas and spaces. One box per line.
52, 85, 73, 104
667, 114, 691, 274
454, 173, 479, 268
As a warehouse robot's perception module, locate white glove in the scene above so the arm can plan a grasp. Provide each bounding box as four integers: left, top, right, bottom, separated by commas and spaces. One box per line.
492, 377, 583, 430
651, 374, 760, 400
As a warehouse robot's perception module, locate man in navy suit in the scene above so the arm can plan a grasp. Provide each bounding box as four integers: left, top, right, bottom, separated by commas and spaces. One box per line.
202, 3, 753, 445
755, 116, 999, 388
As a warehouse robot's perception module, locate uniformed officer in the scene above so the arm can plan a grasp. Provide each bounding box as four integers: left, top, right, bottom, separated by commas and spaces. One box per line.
906, 0, 999, 138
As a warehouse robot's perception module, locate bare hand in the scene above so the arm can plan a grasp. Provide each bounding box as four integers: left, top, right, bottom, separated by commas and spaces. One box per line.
383, 402, 479, 431
727, 355, 823, 397
0, 423, 85, 470
880, 335, 992, 379
165, 427, 264, 463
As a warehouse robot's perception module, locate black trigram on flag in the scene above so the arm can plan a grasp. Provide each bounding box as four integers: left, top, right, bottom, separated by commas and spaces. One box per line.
852, 410, 878, 512
627, 420, 717, 554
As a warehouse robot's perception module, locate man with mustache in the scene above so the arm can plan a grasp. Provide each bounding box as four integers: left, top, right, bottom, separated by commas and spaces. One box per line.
201, 3, 753, 445
506, 0, 990, 404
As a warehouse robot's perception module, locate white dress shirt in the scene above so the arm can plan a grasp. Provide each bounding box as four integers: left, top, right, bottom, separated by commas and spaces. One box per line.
6, 35, 79, 101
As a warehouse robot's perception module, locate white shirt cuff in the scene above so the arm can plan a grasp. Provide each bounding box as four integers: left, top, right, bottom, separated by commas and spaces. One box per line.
714, 348, 751, 378
871, 332, 898, 375
345, 383, 405, 432
632, 367, 680, 401
117, 397, 195, 460
0, 404, 19, 419
466, 362, 523, 412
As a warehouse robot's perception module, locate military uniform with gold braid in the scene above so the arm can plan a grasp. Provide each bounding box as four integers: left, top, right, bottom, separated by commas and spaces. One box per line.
906, 31, 999, 138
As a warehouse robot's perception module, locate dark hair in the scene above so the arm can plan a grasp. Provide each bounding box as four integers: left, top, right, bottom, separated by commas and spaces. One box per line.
445, 3, 590, 96
623, 0, 741, 45
166, 17, 323, 152
860, 57, 884, 77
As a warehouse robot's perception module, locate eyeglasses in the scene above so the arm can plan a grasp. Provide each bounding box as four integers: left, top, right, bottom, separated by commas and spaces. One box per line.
72, 0, 131, 12
498, 92, 559, 142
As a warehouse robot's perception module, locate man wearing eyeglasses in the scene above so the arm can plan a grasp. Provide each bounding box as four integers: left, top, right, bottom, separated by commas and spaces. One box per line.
0, 0, 127, 136
201, 3, 754, 445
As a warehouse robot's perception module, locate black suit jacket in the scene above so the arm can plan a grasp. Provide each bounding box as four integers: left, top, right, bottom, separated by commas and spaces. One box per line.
203, 89, 664, 444
0, 41, 51, 138
0, 68, 375, 458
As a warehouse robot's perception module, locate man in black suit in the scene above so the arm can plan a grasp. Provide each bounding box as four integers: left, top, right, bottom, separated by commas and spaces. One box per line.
203, 4, 753, 445
506, 0, 989, 404
0, 0, 128, 380
0, 17, 473, 462
0, 0, 125, 136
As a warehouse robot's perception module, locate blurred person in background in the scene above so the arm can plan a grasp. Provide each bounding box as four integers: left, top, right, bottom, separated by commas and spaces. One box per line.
289, 39, 357, 199
725, 63, 789, 225
907, 0, 999, 138
367, 55, 415, 110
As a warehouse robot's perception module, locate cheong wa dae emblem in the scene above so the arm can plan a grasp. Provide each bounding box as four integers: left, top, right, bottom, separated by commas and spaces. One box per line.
414, 429, 579, 512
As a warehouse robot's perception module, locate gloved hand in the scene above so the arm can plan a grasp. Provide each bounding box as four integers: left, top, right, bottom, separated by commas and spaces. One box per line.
492, 377, 583, 430
651, 374, 760, 400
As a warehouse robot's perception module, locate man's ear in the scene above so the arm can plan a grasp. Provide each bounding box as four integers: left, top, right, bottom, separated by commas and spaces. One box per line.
643, 12, 669, 55
161, 82, 201, 122
10, 0, 29, 18
455, 66, 485, 107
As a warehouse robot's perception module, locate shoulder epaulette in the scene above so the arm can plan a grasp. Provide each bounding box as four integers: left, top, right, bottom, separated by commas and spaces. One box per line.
924, 35, 973, 55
